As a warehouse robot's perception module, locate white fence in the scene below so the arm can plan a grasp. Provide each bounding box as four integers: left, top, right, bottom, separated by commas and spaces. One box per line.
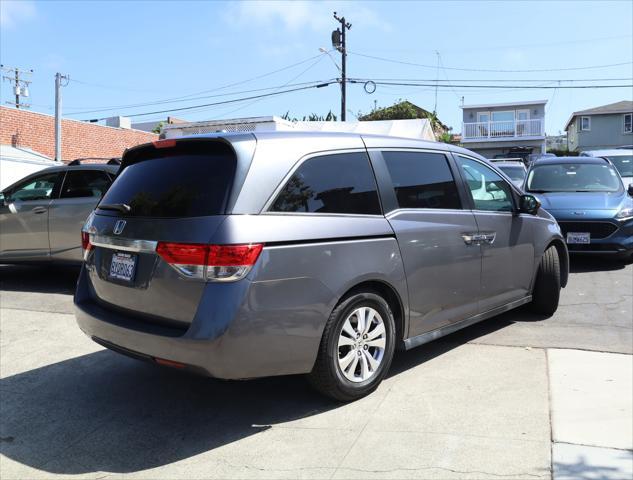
463, 119, 543, 140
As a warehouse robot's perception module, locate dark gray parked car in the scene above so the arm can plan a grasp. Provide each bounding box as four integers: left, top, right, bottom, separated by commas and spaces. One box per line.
0, 162, 119, 264
75, 133, 569, 401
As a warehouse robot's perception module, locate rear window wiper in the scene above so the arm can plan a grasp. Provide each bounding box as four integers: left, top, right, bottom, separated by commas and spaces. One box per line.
98, 203, 131, 213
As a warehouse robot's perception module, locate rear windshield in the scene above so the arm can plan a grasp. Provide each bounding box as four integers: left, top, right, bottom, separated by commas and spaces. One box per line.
498, 166, 526, 181
605, 155, 633, 178
99, 144, 236, 218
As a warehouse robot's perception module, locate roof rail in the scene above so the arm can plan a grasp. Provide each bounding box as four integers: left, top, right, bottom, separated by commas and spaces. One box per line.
68, 157, 122, 166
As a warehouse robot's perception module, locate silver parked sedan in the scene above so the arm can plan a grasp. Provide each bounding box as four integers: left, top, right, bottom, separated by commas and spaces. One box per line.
0, 162, 119, 264
75, 133, 569, 401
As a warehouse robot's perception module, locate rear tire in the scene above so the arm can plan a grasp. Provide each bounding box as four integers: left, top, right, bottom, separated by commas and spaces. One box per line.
529, 246, 561, 316
308, 291, 396, 402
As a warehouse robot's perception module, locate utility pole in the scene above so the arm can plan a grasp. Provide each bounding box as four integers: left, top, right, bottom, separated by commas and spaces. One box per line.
434, 51, 440, 114
54, 72, 69, 162
1, 65, 33, 109
332, 12, 351, 121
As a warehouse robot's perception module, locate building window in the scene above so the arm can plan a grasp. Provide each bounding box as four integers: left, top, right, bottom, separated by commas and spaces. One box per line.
580, 116, 591, 131
624, 113, 632, 134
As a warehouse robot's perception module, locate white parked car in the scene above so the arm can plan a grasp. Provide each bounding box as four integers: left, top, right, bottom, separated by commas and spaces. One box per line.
581, 149, 633, 187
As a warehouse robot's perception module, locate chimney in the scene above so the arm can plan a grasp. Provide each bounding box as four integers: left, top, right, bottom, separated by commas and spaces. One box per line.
105, 116, 132, 129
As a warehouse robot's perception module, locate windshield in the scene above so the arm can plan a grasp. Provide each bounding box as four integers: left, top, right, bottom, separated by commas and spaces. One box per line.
605, 155, 633, 178
526, 163, 622, 193
498, 166, 526, 182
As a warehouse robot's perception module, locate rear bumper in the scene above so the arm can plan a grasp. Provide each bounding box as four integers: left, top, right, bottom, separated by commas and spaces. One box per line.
74, 265, 330, 379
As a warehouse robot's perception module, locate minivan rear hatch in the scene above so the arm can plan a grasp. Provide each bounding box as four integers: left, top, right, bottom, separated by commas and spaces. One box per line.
83, 138, 249, 329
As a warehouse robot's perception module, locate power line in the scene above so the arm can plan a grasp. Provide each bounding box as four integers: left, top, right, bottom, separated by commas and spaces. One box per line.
348, 51, 633, 73
218, 54, 326, 118
83, 82, 335, 121
351, 77, 633, 82
350, 80, 633, 89
69, 52, 326, 105
65, 78, 333, 116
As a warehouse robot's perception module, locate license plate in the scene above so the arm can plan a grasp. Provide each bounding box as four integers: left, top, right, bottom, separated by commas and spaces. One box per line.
109, 252, 137, 282
566, 232, 590, 244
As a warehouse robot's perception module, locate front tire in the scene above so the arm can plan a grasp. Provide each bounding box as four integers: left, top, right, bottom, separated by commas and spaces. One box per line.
529, 246, 561, 316
308, 291, 396, 402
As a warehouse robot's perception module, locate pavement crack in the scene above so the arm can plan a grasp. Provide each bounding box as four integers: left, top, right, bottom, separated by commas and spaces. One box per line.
335, 465, 548, 477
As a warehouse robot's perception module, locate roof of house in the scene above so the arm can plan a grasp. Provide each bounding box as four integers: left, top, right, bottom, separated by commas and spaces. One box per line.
564, 100, 633, 130
0, 144, 54, 164
460, 100, 548, 109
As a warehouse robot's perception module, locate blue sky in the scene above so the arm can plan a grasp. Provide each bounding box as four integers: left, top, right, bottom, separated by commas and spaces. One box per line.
1, 0, 632, 134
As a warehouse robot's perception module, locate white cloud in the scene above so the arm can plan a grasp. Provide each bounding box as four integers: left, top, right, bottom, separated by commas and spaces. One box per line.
228, 1, 390, 33
0, 0, 37, 28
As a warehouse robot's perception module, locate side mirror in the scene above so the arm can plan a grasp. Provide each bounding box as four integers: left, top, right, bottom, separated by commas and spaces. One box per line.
519, 194, 540, 215
628, 184, 633, 197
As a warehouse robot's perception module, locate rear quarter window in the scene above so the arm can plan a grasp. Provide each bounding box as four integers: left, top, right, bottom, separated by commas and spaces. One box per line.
270, 152, 381, 215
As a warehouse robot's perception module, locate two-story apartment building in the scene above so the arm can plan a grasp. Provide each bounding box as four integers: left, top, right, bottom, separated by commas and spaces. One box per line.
565, 100, 633, 151
460, 100, 547, 159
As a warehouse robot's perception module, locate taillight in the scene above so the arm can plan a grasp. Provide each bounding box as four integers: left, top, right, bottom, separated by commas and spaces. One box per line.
81, 231, 93, 259
156, 242, 263, 282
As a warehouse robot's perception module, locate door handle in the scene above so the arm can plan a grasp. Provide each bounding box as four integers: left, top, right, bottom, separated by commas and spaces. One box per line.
481, 232, 496, 245
461, 233, 477, 245
461, 232, 496, 245
32, 207, 47, 214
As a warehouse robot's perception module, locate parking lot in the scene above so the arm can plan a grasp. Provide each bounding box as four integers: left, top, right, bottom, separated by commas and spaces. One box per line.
1, 257, 631, 479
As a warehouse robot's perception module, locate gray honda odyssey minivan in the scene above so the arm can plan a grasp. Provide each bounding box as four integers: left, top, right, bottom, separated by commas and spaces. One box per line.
75, 132, 569, 401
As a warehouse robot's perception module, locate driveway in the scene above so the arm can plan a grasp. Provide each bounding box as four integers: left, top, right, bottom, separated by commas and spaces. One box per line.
1, 258, 631, 479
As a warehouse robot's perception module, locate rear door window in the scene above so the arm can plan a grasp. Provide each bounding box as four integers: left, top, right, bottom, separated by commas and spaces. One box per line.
60, 170, 111, 199
271, 152, 381, 215
99, 146, 236, 218
382, 151, 461, 210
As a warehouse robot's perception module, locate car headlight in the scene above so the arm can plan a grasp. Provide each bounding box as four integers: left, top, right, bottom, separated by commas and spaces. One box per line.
615, 206, 633, 221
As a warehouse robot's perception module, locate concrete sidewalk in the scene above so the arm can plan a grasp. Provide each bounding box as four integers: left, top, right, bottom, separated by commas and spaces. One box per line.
549, 349, 633, 480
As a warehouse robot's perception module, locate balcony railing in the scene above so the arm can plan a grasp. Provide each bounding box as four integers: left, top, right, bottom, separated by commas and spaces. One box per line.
462, 119, 543, 140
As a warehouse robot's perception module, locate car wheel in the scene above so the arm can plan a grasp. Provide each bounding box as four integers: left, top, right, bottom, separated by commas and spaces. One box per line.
529, 246, 561, 316
308, 291, 396, 402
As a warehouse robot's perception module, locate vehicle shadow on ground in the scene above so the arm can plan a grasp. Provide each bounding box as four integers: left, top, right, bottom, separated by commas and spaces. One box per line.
0, 314, 517, 475
553, 453, 633, 480
0, 264, 80, 295
569, 255, 630, 273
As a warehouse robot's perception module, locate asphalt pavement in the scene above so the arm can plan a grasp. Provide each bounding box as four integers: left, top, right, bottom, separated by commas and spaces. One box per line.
1, 257, 631, 479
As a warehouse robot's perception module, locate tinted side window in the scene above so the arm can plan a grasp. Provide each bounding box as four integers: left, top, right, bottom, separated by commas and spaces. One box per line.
456, 156, 514, 212
382, 151, 461, 210
60, 170, 111, 199
6, 172, 62, 202
271, 152, 381, 215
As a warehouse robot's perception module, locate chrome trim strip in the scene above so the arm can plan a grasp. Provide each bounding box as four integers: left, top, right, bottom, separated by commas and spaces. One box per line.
90, 235, 157, 253
403, 296, 532, 350
265, 236, 395, 250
